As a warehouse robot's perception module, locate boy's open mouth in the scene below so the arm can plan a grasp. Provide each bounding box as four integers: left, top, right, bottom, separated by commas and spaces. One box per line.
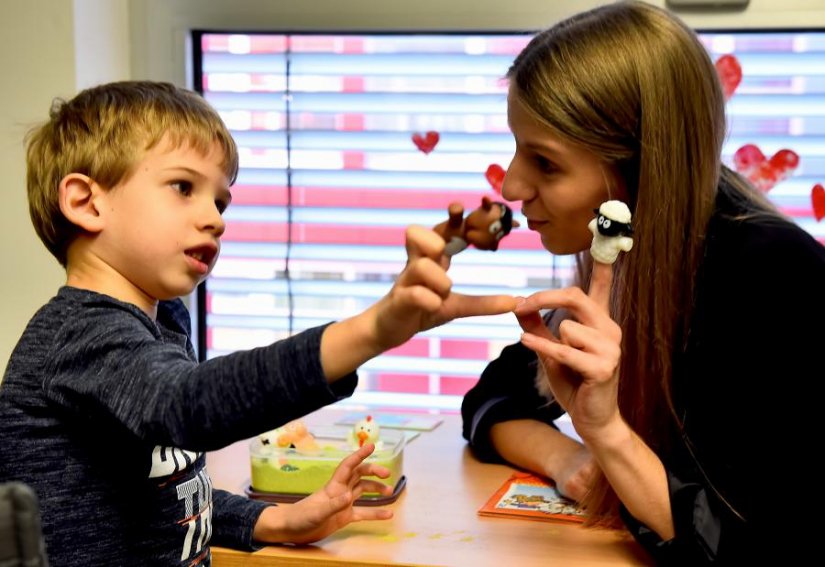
185, 245, 217, 267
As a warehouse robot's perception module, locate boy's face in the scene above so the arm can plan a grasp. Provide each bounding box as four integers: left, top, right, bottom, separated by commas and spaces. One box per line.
93, 138, 231, 307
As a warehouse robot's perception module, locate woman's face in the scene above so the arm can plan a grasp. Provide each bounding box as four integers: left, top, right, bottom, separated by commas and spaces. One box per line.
502, 89, 625, 256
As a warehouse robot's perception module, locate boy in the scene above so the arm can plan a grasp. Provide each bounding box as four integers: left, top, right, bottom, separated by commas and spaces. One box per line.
0, 81, 516, 566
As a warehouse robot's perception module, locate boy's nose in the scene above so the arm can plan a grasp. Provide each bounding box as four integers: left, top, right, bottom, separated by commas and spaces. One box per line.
200, 202, 226, 237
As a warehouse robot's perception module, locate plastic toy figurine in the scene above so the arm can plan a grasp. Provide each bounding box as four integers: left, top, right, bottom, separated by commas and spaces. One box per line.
259, 419, 320, 455
347, 415, 382, 450
588, 200, 634, 264
433, 195, 519, 256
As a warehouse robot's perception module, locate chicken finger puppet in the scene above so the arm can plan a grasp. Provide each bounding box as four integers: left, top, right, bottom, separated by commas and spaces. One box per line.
347, 415, 383, 450
588, 200, 634, 264
259, 419, 321, 455
433, 195, 519, 257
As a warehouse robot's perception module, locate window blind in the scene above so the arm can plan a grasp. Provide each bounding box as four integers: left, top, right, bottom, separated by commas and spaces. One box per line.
194, 30, 825, 411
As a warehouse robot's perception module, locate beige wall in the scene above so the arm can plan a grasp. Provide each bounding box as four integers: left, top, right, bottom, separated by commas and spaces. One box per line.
0, 0, 129, 376
1, 0, 77, 377
2, 0, 825, 375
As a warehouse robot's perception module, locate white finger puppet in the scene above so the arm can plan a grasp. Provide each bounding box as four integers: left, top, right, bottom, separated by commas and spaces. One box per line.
347, 415, 383, 450
588, 200, 634, 264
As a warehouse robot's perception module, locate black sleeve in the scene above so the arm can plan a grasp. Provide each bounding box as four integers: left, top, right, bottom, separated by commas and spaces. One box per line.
461, 340, 564, 463
620, 217, 825, 565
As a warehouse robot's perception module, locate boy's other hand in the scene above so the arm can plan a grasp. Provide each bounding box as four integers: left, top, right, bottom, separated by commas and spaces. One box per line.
252, 443, 393, 545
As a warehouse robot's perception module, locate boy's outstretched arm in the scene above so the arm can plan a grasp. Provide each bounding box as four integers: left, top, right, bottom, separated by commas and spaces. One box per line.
251, 443, 393, 545
320, 225, 518, 381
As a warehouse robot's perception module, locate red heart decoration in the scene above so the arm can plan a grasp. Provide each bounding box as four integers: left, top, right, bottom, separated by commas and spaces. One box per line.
485, 164, 506, 194
715, 54, 742, 101
812, 184, 825, 222
732, 144, 799, 193
732, 143, 765, 177
412, 131, 440, 154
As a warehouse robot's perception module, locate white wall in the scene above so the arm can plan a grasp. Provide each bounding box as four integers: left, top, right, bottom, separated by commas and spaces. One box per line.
127, 0, 825, 86
2, 0, 825, 376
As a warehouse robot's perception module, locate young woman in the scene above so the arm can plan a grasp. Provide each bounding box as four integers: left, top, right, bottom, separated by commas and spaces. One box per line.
462, 2, 825, 564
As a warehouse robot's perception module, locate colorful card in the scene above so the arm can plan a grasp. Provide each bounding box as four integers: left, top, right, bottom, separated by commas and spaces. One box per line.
479, 472, 587, 523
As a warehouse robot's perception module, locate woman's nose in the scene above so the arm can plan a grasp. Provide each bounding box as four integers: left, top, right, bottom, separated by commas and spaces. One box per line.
501, 157, 531, 203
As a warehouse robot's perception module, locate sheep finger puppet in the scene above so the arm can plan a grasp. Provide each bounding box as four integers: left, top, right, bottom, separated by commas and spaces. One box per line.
347, 415, 383, 450
433, 195, 519, 257
588, 200, 634, 264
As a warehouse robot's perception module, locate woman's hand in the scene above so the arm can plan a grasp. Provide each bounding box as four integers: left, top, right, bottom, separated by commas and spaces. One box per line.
252, 443, 393, 545
547, 443, 598, 502
515, 261, 623, 441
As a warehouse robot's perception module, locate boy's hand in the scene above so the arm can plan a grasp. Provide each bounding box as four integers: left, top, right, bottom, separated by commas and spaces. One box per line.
252, 443, 393, 545
373, 225, 518, 351
320, 225, 517, 381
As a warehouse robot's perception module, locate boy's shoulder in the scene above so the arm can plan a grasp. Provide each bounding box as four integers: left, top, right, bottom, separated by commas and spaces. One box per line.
34, 286, 145, 324
4, 288, 193, 384
26, 287, 190, 342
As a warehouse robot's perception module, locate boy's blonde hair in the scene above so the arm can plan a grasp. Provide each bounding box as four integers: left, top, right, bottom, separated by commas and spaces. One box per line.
26, 80, 239, 266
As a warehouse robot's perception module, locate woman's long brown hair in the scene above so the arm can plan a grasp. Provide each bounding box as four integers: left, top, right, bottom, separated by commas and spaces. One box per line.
507, 0, 738, 525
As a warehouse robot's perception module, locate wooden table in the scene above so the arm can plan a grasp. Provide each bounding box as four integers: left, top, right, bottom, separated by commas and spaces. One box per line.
207, 410, 652, 566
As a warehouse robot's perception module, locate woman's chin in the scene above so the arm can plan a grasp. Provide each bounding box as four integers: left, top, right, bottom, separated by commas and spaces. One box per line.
540, 236, 587, 257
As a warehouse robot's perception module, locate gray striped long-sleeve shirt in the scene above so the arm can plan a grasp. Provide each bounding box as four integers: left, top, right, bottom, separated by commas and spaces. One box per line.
0, 286, 357, 566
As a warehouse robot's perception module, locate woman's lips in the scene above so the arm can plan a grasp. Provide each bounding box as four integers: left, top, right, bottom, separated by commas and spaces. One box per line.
526, 219, 547, 231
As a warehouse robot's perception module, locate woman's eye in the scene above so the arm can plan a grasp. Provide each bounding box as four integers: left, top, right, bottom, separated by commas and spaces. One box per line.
535, 155, 557, 173
215, 199, 229, 214
488, 220, 502, 234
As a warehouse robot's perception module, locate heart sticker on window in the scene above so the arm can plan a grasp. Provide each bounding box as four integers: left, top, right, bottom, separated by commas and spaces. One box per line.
412, 131, 440, 154
733, 144, 799, 193
715, 54, 742, 101
812, 184, 825, 222
485, 164, 505, 194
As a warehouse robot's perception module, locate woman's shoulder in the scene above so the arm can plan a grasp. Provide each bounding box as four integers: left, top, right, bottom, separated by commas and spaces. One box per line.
708, 199, 825, 276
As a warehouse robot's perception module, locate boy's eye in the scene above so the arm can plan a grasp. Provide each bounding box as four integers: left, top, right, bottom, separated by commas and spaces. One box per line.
171, 180, 193, 195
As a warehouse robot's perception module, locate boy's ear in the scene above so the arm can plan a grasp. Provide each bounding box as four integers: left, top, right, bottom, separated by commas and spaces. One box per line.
58, 173, 106, 233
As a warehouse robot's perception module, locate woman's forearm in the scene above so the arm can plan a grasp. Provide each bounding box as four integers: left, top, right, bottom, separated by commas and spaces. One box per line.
490, 419, 584, 478
583, 416, 675, 540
